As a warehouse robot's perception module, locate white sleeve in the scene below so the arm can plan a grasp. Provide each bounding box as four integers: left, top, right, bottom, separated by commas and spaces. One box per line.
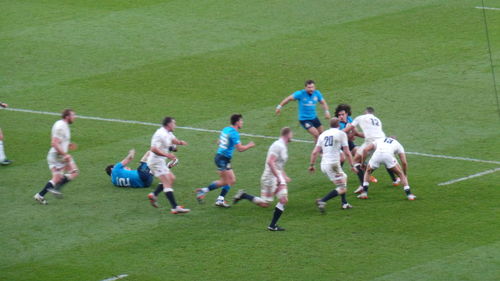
396, 142, 405, 154
52, 123, 64, 139
351, 116, 361, 127
340, 132, 348, 147
151, 133, 163, 148
316, 134, 324, 147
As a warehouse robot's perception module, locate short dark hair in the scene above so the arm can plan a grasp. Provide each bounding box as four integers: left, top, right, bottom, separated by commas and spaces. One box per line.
162, 117, 174, 126
305, 80, 315, 86
365, 107, 375, 114
335, 104, 352, 117
230, 114, 243, 125
281, 127, 291, 136
105, 165, 114, 176
62, 109, 74, 119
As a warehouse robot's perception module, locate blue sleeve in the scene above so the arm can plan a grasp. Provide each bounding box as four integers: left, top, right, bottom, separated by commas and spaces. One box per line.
347, 116, 353, 123
316, 91, 324, 102
114, 162, 123, 170
231, 130, 240, 145
292, 90, 301, 100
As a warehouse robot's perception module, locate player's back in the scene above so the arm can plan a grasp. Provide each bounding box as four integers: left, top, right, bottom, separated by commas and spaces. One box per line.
111, 162, 144, 187
375, 138, 405, 155
217, 126, 240, 158
318, 128, 347, 164
352, 114, 385, 139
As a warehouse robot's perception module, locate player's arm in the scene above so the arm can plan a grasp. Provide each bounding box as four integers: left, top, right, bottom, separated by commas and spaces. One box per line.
236, 141, 255, 152
399, 153, 408, 175
51, 137, 71, 161
352, 127, 364, 138
342, 145, 358, 173
267, 154, 283, 184
0, 102, 8, 108
308, 146, 322, 172
120, 149, 136, 166
172, 138, 188, 146
275, 95, 295, 115
319, 99, 331, 119
361, 143, 376, 164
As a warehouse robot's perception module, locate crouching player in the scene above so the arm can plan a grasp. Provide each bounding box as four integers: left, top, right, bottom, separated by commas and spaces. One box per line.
233, 127, 293, 231
105, 149, 154, 188
358, 137, 416, 200
309, 118, 358, 213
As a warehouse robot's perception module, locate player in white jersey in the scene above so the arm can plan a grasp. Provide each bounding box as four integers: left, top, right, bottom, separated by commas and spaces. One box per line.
146, 117, 190, 214
0, 102, 12, 165
309, 118, 357, 213
233, 127, 292, 231
345, 107, 400, 189
358, 137, 416, 200
34, 109, 79, 205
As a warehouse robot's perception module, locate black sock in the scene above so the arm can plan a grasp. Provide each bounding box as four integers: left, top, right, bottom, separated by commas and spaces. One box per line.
386, 168, 396, 181
241, 193, 255, 201
55, 176, 69, 190
39, 181, 54, 196
356, 169, 365, 185
153, 184, 163, 196
220, 187, 229, 198
165, 191, 178, 208
321, 189, 339, 202
269, 208, 283, 227
404, 188, 411, 195
341, 193, 347, 205
363, 185, 369, 192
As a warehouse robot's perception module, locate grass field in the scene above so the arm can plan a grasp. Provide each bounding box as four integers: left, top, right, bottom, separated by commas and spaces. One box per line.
1, 0, 500, 280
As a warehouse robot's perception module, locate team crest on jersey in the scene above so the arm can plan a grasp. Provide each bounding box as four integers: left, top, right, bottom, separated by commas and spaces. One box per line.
313, 97, 318, 101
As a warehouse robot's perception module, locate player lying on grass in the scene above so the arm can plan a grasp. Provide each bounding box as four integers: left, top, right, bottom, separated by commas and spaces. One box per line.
344, 107, 400, 191
146, 117, 190, 214
358, 137, 416, 200
0, 102, 12, 165
196, 114, 255, 208
233, 127, 293, 231
34, 109, 79, 205
275, 80, 331, 142
105, 149, 154, 188
310, 118, 358, 213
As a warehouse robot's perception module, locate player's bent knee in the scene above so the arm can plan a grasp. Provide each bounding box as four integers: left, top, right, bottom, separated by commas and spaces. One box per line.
279, 196, 288, 205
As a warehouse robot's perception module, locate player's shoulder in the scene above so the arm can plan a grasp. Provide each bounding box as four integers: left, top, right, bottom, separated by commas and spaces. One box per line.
293, 89, 305, 97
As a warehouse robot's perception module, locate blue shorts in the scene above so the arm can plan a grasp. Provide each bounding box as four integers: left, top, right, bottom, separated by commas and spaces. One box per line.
137, 162, 153, 187
214, 154, 232, 171
299, 118, 322, 130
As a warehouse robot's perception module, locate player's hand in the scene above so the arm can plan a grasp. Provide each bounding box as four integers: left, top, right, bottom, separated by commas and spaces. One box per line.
68, 143, 78, 151
325, 112, 331, 119
179, 140, 188, 146
0, 103, 8, 108
247, 141, 256, 148
275, 108, 281, 115
308, 165, 315, 173
285, 176, 291, 183
63, 154, 72, 162
167, 158, 179, 169
351, 166, 359, 173
128, 148, 135, 157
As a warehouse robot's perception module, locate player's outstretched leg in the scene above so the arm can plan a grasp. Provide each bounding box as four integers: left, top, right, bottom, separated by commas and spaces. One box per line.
148, 183, 163, 208
34, 179, 54, 205
390, 166, 416, 200
196, 181, 221, 203
233, 189, 268, 207
359, 166, 374, 199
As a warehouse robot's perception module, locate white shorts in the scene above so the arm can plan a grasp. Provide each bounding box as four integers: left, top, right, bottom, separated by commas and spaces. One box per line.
356, 137, 384, 156
369, 152, 398, 169
47, 151, 69, 173
320, 162, 346, 182
147, 157, 171, 177
260, 171, 287, 203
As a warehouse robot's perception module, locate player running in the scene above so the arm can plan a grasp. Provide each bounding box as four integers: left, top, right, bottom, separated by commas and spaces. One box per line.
309, 118, 358, 213
196, 114, 255, 208
34, 109, 79, 205
146, 117, 190, 214
233, 127, 293, 231
105, 149, 154, 188
275, 80, 331, 142
358, 137, 416, 200
0, 102, 12, 165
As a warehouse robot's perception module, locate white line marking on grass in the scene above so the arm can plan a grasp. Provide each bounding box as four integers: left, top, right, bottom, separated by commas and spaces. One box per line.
101, 274, 128, 281
4, 107, 500, 163
475, 6, 500, 11
438, 167, 500, 186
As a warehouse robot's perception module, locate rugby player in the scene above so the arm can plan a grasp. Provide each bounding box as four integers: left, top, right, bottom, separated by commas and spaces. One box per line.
105, 149, 154, 188
0, 102, 12, 165
275, 80, 331, 142
146, 117, 190, 214
309, 118, 358, 213
196, 114, 255, 208
34, 109, 79, 205
233, 127, 293, 231
358, 137, 416, 200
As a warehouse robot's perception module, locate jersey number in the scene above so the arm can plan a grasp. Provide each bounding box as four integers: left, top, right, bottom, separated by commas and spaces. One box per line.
219, 134, 229, 149
117, 178, 131, 187
384, 138, 394, 144
370, 118, 380, 126
324, 136, 334, 147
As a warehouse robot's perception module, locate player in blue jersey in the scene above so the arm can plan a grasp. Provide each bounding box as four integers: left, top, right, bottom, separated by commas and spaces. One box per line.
105, 149, 154, 188
275, 80, 331, 141
196, 114, 255, 208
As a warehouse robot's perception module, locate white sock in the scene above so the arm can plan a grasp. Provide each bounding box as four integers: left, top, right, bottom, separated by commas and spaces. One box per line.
252, 197, 266, 205
363, 181, 369, 186
201, 187, 209, 193
0, 141, 5, 161
217, 195, 224, 201
276, 202, 285, 211
404, 186, 410, 191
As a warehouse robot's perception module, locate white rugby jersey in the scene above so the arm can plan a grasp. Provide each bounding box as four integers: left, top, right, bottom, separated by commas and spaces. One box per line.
263, 138, 288, 174
150, 127, 175, 160
352, 114, 386, 139
49, 120, 70, 154
316, 128, 348, 164
374, 138, 405, 155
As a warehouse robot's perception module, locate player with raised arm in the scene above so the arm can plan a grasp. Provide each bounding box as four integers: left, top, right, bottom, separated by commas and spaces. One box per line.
233, 127, 293, 231
358, 137, 415, 200
309, 118, 358, 213
34, 109, 79, 205
0, 102, 12, 165
275, 80, 331, 142
146, 117, 189, 214
105, 149, 154, 188
196, 114, 255, 208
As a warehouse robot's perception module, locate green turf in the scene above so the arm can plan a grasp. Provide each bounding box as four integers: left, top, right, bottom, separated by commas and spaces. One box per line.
1, 0, 499, 280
